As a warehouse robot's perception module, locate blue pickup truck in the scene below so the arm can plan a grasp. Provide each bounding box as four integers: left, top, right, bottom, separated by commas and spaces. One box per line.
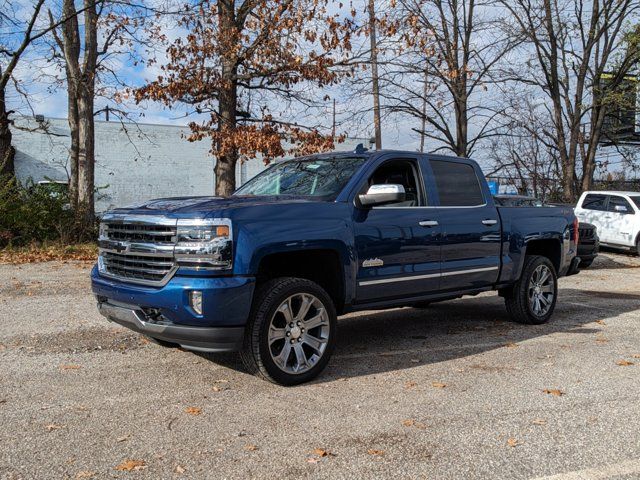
92, 150, 580, 385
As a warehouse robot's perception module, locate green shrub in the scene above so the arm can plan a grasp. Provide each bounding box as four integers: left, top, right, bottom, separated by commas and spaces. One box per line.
0, 175, 95, 247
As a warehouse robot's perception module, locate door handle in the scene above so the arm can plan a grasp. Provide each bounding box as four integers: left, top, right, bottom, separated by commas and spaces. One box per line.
419, 220, 439, 227
482, 219, 498, 226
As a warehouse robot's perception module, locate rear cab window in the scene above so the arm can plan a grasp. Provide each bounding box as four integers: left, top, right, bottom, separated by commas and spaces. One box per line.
430, 160, 484, 206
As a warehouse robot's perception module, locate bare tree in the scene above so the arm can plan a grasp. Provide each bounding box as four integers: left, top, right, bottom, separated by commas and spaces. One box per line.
488, 93, 563, 201
381, 0, 516, 157
0, 0, 47, 178
501, 0, 640, 201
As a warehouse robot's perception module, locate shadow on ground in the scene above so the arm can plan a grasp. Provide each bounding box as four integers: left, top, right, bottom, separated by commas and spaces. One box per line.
198, 287, 640, 383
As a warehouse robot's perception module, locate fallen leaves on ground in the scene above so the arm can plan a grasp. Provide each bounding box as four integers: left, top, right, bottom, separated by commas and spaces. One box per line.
244, 444, 259, 451
632, 354, 640, 359
505, 342, 518, 348
45, 423, 64, 431
116, 435, 129, 443
616, 360, 634, 366
543, 388, 564, 396
75, 471, 96, 479
312, 448, 334, 457
402, 419, 427, 429
367, 449, 385, 455
114, 460, 146, 471
185, 407, 202, 415
595, 336, 609, 344
0, 243, 98, 264
507, 438, 523, 447
60, 364, 82, 370
405, 381, 417, 389
431, 382, 447, 389
531, 418, 547, 426
174, 465, 186, 474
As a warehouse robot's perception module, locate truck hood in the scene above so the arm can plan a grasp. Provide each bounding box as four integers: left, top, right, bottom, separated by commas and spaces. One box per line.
107, 195, 322, 217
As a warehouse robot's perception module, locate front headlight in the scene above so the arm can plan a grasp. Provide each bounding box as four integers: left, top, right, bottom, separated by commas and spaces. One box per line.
174, 218, 233, 270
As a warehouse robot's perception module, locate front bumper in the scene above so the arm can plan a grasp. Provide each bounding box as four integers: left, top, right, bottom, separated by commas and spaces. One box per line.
91, 265, 255, 352
97, 300, 244, 352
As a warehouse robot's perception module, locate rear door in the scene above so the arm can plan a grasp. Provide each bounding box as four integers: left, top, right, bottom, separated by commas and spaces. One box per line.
428, 158, 501, 291
576, 194, 611, 242
606, 195, 637, 246
353, 155, 442, 303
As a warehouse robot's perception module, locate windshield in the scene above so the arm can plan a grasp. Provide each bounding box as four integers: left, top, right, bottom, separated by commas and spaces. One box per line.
234, 157, 366, 198
631, 196, 640, 210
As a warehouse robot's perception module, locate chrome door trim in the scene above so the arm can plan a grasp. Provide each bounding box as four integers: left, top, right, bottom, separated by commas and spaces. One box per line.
358, 266, 499, 286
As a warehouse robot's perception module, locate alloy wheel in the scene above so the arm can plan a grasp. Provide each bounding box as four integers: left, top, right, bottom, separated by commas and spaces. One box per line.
528, 264, 555, 317
267, 293, 330, 375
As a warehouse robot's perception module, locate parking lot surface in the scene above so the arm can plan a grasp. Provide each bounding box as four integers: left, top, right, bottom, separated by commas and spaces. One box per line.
1, 252, 640, 479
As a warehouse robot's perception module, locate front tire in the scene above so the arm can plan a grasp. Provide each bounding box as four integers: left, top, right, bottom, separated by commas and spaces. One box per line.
505, 255, 558, 325
240, 277, 337, 385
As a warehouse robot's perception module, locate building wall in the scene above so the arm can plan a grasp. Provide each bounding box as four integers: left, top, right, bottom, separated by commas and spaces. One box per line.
12, 117, 365, 212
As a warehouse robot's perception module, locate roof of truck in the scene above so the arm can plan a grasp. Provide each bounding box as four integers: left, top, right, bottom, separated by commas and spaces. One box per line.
582, 190, 640, 196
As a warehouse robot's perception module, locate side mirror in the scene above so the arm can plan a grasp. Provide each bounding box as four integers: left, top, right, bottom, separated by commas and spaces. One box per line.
615, 205, 629, 213
358, 184, 406, 207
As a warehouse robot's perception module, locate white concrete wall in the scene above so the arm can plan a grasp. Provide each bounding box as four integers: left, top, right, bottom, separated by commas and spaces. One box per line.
12, 116, 366, 212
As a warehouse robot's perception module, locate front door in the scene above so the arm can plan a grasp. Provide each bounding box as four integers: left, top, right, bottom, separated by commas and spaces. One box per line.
353, 157, 441, 303
577, 193, 610, 242
428, 158, 501, 291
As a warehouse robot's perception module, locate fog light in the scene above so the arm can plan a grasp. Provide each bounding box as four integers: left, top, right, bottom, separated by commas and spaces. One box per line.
190, 291, 203, 315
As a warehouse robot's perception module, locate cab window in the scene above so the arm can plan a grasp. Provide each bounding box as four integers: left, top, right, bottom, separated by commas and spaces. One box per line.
607, 196, 634, 214
430, 160, 484, 207
581, 194, 608, 211
365, 159, 424, 207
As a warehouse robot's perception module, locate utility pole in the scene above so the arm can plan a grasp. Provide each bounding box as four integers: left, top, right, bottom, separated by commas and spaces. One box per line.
368, 0, 381, 150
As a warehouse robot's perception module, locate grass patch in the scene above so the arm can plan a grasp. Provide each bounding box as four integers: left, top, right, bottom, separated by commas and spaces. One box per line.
0, 242, 98, 264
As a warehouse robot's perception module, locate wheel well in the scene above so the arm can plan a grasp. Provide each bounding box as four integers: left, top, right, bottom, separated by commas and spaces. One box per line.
256, 250, 345, 314
525, 239, 561, 272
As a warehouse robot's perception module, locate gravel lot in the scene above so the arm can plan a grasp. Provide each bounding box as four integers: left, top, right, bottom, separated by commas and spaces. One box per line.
1, 252, 640, 479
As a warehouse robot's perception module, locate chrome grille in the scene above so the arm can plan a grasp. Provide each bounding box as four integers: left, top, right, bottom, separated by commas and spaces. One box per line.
101, 252, 175, 283
104, 223, 176, 244
98, 214, 178, 286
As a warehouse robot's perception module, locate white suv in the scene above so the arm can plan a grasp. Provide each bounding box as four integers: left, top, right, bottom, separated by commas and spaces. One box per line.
575, 191, 640, 253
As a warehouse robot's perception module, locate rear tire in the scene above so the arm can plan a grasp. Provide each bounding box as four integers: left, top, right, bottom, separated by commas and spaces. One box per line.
240, 277, 337, 386
504, 255, 558, 325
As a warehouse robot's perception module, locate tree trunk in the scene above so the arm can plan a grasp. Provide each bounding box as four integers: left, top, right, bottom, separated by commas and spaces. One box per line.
0, 86, 15, 179
76, 87, 94, 225
455, 90, 468, 157
67, 87, 79, 208
215, 0, 238, 197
